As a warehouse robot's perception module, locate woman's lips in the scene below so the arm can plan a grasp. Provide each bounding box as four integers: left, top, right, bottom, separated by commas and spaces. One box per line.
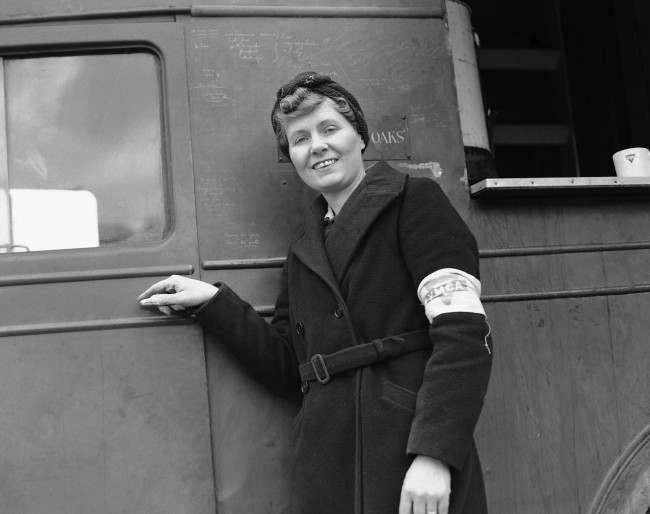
312, 158, 338, 170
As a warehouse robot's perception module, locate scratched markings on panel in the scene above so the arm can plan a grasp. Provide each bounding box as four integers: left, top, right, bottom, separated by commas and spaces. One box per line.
186, 19, 458, 262
193, 28, 331, 66
188, 24, 443, 113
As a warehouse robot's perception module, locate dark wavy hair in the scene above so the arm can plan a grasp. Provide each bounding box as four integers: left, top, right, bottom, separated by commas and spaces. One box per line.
271, 72, 369, 159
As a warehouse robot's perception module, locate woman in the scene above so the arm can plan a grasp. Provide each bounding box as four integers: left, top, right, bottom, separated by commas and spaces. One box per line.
138, 72, 492, 514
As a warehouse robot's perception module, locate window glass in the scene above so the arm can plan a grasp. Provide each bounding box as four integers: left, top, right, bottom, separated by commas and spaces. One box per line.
1, 52, 167, 253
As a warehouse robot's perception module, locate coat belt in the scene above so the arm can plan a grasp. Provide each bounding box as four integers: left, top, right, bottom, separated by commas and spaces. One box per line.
298, 329, 430, 393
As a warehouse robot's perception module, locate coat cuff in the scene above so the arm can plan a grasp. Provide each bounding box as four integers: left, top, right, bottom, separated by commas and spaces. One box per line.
193, 282, 252, 336
191, 282, 224, 320
406, 312, 492, 470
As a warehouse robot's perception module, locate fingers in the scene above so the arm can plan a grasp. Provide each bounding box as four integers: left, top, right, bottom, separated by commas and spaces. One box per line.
438, 494, 449, 514
399, 493, 442, 514
417, 492, 439, 514
140, 291, 185, 307
138, 275, 189, 309
401, 455, 451, 514
158, 305, 173, 316
426, 499, 441, 514
400, 480, 449, 513
137, 276, 177, 301
161, 304, 188, 315
153, 304, 185, 317
412, 495, 426, 514
398, 489, 411, 514
138, 275, 218, 312
137, 276, 179, 316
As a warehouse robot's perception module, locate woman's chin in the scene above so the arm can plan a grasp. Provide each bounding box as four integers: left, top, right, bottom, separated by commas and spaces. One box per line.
308, 173, 340, 190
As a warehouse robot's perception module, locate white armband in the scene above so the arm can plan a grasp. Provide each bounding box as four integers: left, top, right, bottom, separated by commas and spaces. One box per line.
417, 268, 485, 323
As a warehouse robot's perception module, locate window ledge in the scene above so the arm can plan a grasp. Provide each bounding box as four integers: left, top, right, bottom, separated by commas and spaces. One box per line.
470, 177, 650, 198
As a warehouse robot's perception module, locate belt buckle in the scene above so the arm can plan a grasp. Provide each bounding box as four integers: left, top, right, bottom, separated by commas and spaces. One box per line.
310, 354, 331, 384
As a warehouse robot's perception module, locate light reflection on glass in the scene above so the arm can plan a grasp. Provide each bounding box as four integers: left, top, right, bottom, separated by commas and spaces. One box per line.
4, 52, 166, 252
0, 189, 9, 253
0, 56, 8, 253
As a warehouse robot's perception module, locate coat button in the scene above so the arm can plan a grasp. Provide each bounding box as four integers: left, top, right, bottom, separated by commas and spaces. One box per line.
334, 307, 344, 319
295, 322, 305, 335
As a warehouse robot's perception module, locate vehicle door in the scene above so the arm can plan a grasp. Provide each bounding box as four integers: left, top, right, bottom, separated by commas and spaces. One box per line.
0, 23, 215, 514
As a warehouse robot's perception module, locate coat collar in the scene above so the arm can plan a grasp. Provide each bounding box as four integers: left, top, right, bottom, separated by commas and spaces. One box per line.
291, 161, 407, 288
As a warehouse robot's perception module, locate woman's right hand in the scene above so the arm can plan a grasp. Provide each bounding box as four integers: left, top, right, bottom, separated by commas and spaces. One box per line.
137, 275, 218, 316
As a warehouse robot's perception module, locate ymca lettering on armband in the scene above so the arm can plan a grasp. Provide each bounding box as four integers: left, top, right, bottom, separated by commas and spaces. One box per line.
417, 268, 485, 323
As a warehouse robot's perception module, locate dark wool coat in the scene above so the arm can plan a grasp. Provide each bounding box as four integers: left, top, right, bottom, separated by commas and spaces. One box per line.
196, 162, 493, 514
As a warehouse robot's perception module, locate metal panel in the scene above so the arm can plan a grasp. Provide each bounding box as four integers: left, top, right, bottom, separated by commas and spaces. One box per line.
477, 296, 621, 513
0, 22, 215, 514
364, 115, 412, 160
476, 248, 650, 512
187, 26, 465, 508
0, 1, 441, 21
185, 13, 461, 514
0, 326, 214, 514
480, 250, 650, 299
188, 16, 462, 267
468, 193, 650, 253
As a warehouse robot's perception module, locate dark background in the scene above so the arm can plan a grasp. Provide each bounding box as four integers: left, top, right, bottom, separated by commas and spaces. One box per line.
467, 0, 650, 178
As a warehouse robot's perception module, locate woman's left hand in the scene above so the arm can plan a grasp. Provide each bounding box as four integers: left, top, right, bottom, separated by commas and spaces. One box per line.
399, 455, 450, 514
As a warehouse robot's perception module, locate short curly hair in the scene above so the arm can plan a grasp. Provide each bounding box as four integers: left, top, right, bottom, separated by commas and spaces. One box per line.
271, 72, 368, 159
272, 89, 360, 157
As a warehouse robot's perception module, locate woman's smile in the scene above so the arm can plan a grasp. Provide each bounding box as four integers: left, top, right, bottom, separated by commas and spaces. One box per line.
312, 158, 339, 170
286, 98, 366, 211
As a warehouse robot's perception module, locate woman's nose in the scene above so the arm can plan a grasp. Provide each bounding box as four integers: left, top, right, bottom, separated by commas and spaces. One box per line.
310, 135, 328, 154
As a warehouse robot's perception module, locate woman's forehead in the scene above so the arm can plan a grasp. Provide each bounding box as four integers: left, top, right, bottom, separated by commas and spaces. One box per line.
285, 99, 348, 134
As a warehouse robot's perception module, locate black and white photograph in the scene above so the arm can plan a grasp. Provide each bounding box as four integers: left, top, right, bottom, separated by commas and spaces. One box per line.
0, 1, 648, 513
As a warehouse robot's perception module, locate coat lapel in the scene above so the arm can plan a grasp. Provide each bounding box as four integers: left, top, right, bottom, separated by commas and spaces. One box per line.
290, 162, 407, 292
290, 197, 342, 296
325, 162, 407, 282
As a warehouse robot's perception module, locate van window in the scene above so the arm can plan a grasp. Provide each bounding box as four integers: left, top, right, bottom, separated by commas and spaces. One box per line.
0, 52, 167, 253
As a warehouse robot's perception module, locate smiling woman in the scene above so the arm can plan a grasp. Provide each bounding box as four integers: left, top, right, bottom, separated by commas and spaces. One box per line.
138, 71, 493, 514
283, 99, 366, 213
270, 73, 369, 214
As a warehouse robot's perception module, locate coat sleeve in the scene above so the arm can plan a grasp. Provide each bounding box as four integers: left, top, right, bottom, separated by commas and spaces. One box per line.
193, 264, 301, 399
398, 176, 493, 471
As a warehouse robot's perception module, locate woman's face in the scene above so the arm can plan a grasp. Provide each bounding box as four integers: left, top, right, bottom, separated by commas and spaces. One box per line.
285, 98, 365, 199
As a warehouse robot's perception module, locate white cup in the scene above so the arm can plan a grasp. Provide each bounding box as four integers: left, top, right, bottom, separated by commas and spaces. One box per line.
612, 147, 650, 177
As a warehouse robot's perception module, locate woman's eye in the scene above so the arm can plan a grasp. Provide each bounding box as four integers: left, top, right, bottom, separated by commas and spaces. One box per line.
324, 125, 338, 134
293, 135, 308, 145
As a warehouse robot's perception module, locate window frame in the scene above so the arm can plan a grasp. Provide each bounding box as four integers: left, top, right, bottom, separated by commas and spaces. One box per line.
0, 56, 10, 251
0, 22, 198, 276
3, 49, 168, 251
